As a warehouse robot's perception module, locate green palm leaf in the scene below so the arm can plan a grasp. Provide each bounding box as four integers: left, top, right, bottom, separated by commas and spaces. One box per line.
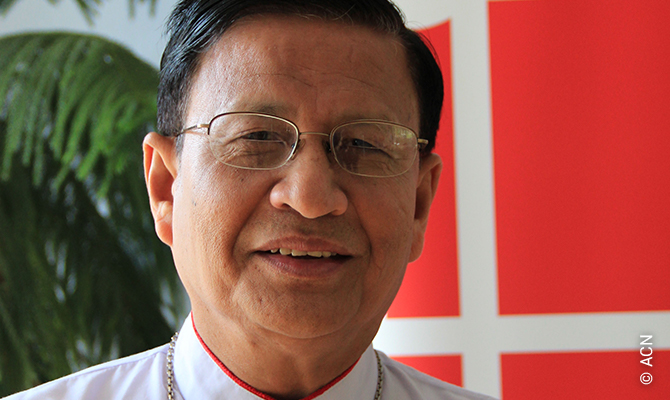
0, 32, 186, 396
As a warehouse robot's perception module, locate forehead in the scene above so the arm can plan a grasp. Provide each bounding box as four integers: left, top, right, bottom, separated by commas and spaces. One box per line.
186, 14, 419, 129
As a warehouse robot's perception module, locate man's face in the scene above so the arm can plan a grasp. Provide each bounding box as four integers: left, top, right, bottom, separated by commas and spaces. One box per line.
148, 15, 441, 344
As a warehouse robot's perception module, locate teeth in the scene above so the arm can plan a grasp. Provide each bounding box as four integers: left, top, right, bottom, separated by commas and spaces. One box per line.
274, 248, 337, 258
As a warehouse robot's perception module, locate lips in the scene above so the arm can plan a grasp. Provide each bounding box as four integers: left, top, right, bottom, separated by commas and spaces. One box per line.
257, 236, 353, 258
255, 238, 353, 279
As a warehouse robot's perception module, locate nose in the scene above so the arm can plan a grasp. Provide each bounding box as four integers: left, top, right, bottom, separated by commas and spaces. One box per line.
269, 134, 348, 219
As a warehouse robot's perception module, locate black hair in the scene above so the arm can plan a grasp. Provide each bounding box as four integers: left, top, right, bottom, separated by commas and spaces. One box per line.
158, 0, 443, 155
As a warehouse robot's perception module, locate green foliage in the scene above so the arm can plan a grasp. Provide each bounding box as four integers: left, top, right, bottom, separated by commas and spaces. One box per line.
0, 32, 186, 396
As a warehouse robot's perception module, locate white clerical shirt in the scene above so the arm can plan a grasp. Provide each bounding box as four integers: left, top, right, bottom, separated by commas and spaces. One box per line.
4, 314, 496, 400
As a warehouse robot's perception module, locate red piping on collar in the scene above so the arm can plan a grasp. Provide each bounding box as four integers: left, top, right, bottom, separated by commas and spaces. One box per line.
191, 317, 358, 400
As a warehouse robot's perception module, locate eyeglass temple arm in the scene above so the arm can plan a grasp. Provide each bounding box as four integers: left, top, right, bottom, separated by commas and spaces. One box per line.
178, 123, 210, 136
417, 138, 429, 150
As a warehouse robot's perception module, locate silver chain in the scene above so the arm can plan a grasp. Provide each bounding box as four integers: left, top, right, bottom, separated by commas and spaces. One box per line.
166, 332, 384, 400
167, 332, 178, 400
373, 350, 384, 400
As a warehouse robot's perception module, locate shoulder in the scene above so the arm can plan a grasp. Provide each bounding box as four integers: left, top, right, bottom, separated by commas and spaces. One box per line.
3, 344, 170, 400
378, 351, 498, 400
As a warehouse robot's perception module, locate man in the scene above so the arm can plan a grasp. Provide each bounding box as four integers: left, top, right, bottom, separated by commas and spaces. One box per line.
6, 0, 495, 399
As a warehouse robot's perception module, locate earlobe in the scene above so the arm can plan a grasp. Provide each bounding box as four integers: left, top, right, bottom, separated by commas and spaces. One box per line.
409, 153, 442, 262
143, 132, 178, 247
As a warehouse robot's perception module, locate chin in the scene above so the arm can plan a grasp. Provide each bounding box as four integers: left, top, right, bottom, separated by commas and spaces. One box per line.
249, 296, 361, 340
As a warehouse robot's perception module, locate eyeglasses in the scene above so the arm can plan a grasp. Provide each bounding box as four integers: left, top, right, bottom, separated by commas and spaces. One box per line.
178, 112, 428, 177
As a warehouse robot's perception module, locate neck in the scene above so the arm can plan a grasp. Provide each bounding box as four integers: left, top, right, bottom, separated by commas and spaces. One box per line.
191, 309, 380, 400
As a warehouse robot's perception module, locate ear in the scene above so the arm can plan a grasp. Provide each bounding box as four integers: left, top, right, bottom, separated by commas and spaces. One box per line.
409, 153, 442, 262
143, 132, 178, 247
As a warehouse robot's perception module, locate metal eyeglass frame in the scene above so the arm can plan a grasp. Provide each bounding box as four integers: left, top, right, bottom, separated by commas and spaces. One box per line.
178, 111, 429, 178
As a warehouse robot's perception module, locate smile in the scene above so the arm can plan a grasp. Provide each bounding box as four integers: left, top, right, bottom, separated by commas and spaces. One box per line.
260, 247, 349, 280
269, 248, 339, 258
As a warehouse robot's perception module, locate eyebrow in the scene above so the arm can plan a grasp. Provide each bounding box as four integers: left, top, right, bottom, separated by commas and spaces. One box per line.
246, 103, 289, 116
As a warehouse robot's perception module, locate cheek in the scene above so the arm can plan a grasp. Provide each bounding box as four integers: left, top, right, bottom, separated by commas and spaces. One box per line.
365, 176, 415, 236
354, 177, 416, 280
348, 178, 416, 324
172, 158, 266, 298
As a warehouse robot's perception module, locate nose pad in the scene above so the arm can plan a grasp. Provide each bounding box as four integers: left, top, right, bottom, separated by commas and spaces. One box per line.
288, 140, 304, 162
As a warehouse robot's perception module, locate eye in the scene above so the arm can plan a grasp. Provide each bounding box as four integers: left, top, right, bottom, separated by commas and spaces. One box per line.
349, 138, 378, 149
240, 130, 282, 141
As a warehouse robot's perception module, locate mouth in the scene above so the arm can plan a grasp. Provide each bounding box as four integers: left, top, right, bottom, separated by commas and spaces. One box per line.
267, 248, 340, 259
257, 247, 351, 279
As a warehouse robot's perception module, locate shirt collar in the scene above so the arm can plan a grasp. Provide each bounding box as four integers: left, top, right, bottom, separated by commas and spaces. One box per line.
173, 314, 379, 400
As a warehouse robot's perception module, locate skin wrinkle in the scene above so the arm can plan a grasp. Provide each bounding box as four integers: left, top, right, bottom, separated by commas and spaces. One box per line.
186, 18, 414, 130
144, 14, 442, 400
267, 72, 317, 89
170, 14, 428, 151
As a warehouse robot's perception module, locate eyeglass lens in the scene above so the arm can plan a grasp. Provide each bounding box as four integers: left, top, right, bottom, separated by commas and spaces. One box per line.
207, 113, 418, 177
